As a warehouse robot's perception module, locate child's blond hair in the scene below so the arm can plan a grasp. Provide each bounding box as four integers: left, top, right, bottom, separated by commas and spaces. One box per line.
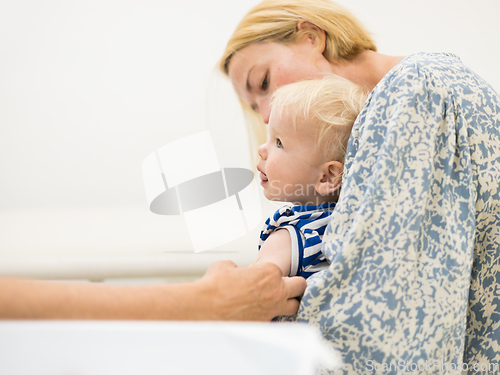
270, 75, 367, 163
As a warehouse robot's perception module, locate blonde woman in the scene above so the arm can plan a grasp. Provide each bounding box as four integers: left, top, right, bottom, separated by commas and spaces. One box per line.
221, 0, 500, 373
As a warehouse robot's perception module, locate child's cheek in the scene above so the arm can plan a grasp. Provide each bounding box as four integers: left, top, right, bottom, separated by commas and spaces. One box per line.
267, 159, 279, 176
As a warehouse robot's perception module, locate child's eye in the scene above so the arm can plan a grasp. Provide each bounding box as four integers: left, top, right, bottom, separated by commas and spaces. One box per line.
261, 74, 268, 91
276, 138, 283, 148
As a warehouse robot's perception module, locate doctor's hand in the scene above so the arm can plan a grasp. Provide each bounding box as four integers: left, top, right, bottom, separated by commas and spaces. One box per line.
197, 260, 307, 321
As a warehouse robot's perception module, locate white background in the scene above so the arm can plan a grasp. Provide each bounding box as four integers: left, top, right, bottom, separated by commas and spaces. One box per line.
1, 0, 499, 278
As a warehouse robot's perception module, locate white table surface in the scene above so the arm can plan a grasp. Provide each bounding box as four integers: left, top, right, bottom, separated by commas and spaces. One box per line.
0, 321, 340, 375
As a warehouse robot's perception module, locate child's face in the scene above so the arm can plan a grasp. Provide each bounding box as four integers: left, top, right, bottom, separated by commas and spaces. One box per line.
257, 108, 332, 205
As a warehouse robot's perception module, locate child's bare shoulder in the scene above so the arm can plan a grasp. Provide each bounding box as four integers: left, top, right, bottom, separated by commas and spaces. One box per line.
261, 228, 291, 249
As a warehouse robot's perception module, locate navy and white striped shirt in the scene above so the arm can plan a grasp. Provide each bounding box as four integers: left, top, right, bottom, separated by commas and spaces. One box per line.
258, 202, 336, 279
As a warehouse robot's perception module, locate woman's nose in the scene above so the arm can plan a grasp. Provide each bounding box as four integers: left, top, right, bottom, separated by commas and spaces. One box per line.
257, 99, 271, 124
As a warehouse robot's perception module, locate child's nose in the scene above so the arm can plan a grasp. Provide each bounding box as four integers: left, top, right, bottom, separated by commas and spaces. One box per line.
257, 143, 267, 159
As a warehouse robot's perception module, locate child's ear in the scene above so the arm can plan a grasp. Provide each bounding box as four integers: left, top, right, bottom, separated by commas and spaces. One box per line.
315, 161, 343, 196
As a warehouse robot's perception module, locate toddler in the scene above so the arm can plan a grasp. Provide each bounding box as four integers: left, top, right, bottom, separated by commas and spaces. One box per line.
255, 75, 367, 278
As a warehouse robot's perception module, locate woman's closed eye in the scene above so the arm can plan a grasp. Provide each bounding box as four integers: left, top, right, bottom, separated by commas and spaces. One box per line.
261, 74, 269, 91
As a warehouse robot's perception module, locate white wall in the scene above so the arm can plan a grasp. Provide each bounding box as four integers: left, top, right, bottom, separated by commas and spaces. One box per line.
1, 0, 499, 278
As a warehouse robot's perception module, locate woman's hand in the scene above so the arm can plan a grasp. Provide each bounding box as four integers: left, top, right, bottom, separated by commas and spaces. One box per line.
196, 260, 307, 321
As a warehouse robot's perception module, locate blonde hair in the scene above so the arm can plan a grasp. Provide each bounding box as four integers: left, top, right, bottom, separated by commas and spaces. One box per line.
219, 0, 375, 152
270, 75, 367, 163
220, 0, 376, 75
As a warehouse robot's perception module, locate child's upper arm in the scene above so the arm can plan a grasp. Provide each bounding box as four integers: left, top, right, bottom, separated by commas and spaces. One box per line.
256, 229, 292, 277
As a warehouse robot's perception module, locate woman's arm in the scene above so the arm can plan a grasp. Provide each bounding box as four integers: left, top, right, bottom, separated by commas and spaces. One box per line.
255, 229, 292, 277
0, 261, 306, 321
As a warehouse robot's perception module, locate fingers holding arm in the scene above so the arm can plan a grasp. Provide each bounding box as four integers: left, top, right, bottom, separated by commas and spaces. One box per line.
198, 261, 306, 321
280, 276, 308, 316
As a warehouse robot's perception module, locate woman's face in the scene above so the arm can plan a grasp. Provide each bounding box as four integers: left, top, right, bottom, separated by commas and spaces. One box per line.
228, 40, 333, 124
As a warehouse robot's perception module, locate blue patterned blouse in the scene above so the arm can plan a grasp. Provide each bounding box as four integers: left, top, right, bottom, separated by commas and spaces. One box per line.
297, 53, 500, 374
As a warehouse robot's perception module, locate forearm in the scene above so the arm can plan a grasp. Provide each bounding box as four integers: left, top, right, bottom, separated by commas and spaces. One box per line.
0, 277, 207, 320
0, 261, 306, 321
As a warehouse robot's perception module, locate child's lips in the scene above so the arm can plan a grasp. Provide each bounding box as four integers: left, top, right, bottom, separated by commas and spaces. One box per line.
257, 167, 268, 184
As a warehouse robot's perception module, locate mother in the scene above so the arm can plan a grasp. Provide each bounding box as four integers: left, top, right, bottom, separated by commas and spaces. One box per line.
220, 0, 500, 373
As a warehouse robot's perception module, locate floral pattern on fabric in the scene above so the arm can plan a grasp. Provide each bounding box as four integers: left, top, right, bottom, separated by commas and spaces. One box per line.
297, 53, 500, 375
